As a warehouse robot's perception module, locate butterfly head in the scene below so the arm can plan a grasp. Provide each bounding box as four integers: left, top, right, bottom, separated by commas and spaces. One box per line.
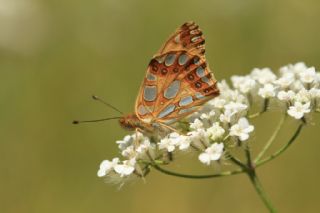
119, 113, 141, 131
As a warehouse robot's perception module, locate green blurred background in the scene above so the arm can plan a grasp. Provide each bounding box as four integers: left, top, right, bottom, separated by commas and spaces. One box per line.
1, 0, 320, 212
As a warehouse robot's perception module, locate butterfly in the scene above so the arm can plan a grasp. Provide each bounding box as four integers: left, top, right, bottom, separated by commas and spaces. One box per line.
118, 21, 220, 133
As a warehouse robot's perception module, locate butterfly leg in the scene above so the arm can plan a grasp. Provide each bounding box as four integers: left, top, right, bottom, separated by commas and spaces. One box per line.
157, 122, 186, 136
133, 128, 144, 148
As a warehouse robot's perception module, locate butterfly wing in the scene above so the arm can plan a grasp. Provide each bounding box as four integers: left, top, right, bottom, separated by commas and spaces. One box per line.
135, 22, 219, 125
157, 21, 206, 57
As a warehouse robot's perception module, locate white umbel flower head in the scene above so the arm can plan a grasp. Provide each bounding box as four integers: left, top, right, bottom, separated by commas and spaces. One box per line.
190, 118, 204, 130
200, 110, 216, 120
277, 90, 295, 101
299, 67, 316, 84
258, 83, 276, 98
275, 72, 295, 89
199, 143, 224, 165
116, 135, 133, 150
287, 102, 311, 119
158, 132, 181, 152
251, 68, 276, 84
97, 158, 120, 177
230, 118, 254, 141
206, 122, 225, 141
114, 158, 136, 177
231, 75, 256, 93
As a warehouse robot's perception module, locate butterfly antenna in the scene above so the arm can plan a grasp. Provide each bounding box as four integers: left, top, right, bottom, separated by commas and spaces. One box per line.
73, 116, 122, 125
92, 95, 124, 115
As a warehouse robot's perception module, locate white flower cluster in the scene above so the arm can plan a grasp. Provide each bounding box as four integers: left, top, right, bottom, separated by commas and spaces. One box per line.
97, 62, 319, 181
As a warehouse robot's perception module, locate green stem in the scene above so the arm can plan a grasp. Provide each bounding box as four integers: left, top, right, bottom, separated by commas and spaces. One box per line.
255, 115, 286, 163
248, 99, 269, 119
257, 123, 304, 167
247, 170, 276, 213
248, 112, 263, 119
229, 155, 247, 169
151, 164, 244, 179
245, 145, 253, 166
245, 142, 276, 212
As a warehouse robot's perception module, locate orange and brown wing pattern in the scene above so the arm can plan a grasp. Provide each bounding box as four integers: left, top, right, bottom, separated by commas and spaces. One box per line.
157, 21, 206, 58
135, 22, 219, 125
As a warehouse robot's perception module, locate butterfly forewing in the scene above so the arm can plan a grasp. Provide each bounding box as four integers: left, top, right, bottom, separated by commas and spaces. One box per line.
135, 22, 219, 125
157, 22, 206, 57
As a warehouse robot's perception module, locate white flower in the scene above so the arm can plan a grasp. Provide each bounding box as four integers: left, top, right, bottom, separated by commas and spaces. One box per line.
209, 98, 226, 108
97, 158, 119, 177
280, 62, 307, 75
309, 88, 320, 99
287, 102, 311, 119
217, 80, 231, 93
275, 73, 295, 88
158, 133, 180, 152
200, 110, 216, 120
231, 75, 256, 93
224, 101, 248, 114
121, 145, 136, 158
299, 67, 316, 83
114, 159, 136, 177
258, 83, 276, 98
277, 90, 295, 101
177, 136, 191, 150
316, 72, 320, 83
227, 90, 248, 103
199, 143, 224, 165
206, 122, 225, 141
251, 68, 276, 84
230, 118, 254, 141
294, 89, 311, 103
219, 109, 234, 123
116, 135, 133, 150
190, 118, 204, 130
135, 138, 152, 154
187, 129, 210, 148
290, 80, 305, 91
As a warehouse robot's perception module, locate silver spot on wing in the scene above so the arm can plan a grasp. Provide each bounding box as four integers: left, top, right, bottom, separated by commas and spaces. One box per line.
146, 73, 157, 81
158, 104, 175, 118
196, 66, 205, 77
179, 96, 193, 106
138, 105, 148, 115
178, 107, 197, 115
178, 54, 188, 65
195, 92, 205, 99
201, 76, 213, 86
165, 53, 176, 66
164, 80, 180, 99
143, 86, 157, 101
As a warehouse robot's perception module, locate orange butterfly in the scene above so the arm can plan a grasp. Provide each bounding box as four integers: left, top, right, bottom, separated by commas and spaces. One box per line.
118, 21, 220, 133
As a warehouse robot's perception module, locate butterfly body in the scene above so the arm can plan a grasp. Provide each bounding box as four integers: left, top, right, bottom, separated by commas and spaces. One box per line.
119, 22, 219, 133
119, 113, 154, 132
